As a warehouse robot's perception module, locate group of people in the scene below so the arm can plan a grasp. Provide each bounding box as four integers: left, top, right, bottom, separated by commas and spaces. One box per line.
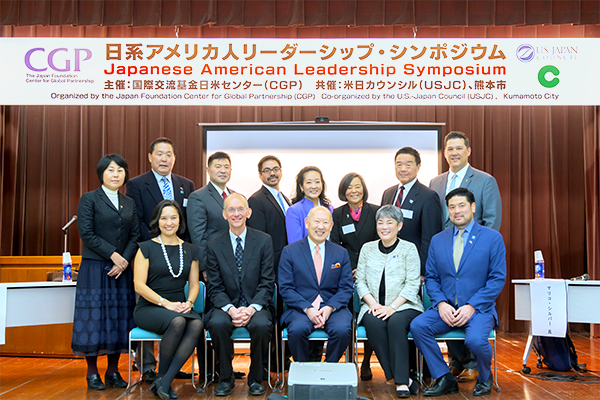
72, 131, 506, 398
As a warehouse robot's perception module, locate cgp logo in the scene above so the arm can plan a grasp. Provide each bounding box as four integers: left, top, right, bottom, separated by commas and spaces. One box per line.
516, 44, 535, 63
25, 48, 92, 72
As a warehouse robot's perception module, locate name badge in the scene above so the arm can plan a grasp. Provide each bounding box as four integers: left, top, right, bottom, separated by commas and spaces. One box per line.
342, 224, 356, 235
183, 198, 188, 207
401, 209, 413, 219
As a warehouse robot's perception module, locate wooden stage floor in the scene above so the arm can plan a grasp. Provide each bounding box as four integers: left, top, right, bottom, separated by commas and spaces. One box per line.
1, 333, 599, 399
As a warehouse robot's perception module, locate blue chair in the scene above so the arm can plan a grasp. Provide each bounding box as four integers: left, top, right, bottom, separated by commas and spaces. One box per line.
127, 281, 205, 390
420, 285, 499, 392
203, 286, 279, 391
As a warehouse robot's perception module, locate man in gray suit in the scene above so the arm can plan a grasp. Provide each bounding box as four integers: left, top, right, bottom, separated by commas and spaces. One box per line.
430, 131, 502, 231
187, 151, 235, 278
429, 131, 502, 382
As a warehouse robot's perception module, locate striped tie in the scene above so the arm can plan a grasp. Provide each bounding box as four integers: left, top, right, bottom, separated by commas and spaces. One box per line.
161, 177, 174, 200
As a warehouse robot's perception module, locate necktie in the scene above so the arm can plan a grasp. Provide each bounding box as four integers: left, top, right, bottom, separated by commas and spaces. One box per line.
222, 191, 227, 200
444, 174, 460, 222
277, 191, 287, 215
450, 173, 459, 191
235, 237, 248, 307
161, 177, 174, 200
395, 186, 405, 208
312, 244, 322, 309
453, 228, 465, 272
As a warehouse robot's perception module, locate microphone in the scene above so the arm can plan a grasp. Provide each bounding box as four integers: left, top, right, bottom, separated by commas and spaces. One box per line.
62, 215, 78, 232
569, 273, 589, 281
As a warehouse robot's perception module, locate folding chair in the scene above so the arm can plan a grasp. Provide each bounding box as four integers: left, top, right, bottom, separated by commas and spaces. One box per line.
419, 285, 499, 392
127, 281, 205, 391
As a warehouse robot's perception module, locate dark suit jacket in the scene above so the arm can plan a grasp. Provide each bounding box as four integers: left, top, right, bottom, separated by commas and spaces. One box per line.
126, 170, 195, 242
381, 180, 442, 275
77, 187, 140, 262
247, 185, 290, 270
187, 183, 235, 270
429, 165, 502, 231
330, 202, 380, 270
425, 222, 506, 326
205, 227, 275, 317
279, 238, 353, 321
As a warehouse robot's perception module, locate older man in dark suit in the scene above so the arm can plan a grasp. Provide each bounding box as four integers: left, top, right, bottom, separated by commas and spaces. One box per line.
206, 194, 275, 397
126, 137, 195, 242
126, 137, 195, 382
381, 147, 442, 277
279, 206, 354, 363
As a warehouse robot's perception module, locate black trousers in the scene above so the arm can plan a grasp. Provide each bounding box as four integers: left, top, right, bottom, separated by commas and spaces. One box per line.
362, 308, 421, 385
206, 308, 273, 385
447, 341, 478, 369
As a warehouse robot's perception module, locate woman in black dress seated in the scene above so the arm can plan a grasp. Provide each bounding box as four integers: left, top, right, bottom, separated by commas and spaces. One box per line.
134, 200, 203, 400
72, 154, 139, 390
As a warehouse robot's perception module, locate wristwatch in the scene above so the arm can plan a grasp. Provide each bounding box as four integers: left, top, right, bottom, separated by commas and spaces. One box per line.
390, 303, 398, 310
158, 297, 165, 307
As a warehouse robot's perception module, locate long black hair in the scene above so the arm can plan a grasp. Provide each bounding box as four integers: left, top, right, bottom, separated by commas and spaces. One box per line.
291, 166, 331, 207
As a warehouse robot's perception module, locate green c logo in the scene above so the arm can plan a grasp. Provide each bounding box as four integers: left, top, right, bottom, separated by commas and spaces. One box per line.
538, 65, 560, 88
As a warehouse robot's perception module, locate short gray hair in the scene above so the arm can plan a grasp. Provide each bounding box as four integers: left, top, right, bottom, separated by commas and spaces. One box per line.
375, 205, 404, 224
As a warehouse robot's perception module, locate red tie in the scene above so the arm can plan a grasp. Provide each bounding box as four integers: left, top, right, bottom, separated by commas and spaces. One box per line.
395, 186, 405, 207
222, 191, 227, 200
312, 244, 322, 309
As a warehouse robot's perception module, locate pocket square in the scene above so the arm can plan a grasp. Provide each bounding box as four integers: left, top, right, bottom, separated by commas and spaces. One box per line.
331, 263, 341, 269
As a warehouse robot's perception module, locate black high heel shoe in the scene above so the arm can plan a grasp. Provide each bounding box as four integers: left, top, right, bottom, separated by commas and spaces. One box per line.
153, 378, 171, 400
86, 373, 106, 390
105, 371, 128, 388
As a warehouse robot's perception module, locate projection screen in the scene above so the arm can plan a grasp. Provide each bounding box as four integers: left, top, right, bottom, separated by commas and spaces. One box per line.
202, 122, 444, 208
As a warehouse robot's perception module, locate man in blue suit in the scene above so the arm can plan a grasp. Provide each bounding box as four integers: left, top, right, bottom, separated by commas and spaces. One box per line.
429, 131, 503, 382
279, 206, 354, 363
410, 188, 506, 397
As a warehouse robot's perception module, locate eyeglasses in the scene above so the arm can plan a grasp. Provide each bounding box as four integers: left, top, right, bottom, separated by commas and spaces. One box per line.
226, 207, 248, 214
261, 167, 281, 174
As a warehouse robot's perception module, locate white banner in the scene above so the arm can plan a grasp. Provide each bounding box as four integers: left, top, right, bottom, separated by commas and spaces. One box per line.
1, 38, 598, 106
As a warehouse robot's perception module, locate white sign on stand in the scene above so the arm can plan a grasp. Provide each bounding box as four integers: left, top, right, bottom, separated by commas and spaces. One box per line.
530, 279, 567, 337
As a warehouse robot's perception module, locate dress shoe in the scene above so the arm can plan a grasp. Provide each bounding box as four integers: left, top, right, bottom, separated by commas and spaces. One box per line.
168, 387, 179, 399
396, 385, 410, 398
449, 365, 464, 377
456, 368, 478, 382
423, 373, 459, 397
153, 377, 171, 400
233, 370, 246, 379
214, 378, 235, 396
86, 373, 106, 390
174, 370, 193, 379
105, 371, 127, 388
409, 378, 419, 395
248, 382, 266, 396
473, 374, 493, 396
360, 363, 372, 381
143, 369, 158, 383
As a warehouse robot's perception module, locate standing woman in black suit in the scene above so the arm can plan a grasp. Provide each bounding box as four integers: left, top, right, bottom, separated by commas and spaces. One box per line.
72, 154, 140, 390
330, 172, 379, 381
